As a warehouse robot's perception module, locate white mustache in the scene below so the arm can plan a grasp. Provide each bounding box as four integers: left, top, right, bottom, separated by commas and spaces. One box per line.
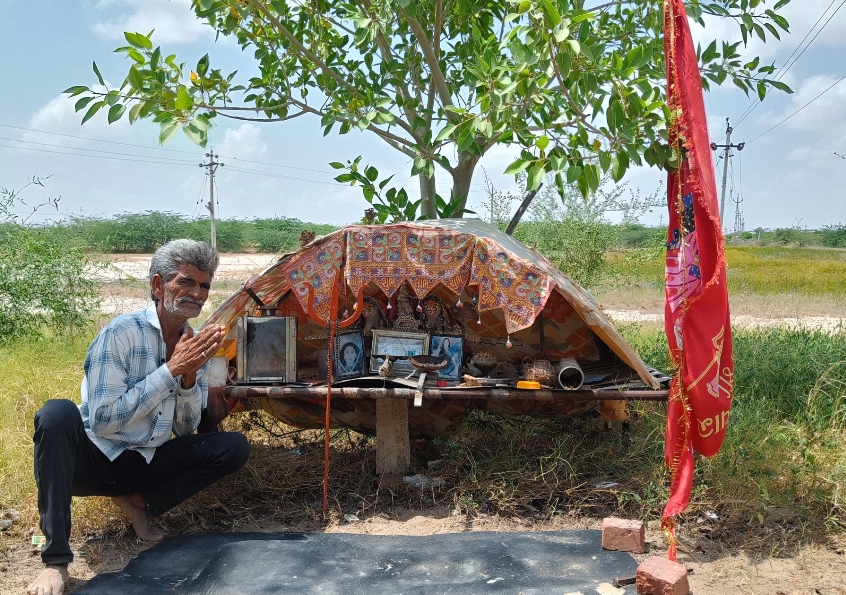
177, 297, 204, 306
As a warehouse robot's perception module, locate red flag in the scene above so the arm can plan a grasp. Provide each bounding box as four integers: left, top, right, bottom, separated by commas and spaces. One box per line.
662, 0, 734, 560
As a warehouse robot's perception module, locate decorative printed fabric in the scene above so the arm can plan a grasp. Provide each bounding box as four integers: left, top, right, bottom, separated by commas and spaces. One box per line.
280, 224, 555, 335
470, 238, 555, 334
282, 237, 345, 323
663, 0, 735, 560
344, 225, 474, 298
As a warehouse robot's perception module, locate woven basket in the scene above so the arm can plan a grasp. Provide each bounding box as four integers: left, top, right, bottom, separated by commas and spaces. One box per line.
524, 359, 554, 386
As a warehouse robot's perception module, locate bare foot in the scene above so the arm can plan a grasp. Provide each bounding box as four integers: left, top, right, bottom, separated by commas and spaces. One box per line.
27, 564, 68, 595
112, 493, 167, 542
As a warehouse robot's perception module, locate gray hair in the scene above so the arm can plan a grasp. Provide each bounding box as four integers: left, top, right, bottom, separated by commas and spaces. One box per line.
149, 239, 219, 302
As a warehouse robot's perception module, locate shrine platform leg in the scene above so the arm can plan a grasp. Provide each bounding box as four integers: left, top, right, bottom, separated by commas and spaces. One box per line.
375, 399, 410, 475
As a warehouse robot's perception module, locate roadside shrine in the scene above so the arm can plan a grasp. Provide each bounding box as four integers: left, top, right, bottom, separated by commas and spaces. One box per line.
202, 219, 669, 475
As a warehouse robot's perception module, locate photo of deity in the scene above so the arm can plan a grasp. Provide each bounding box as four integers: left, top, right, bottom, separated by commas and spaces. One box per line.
429, 334, 463, 380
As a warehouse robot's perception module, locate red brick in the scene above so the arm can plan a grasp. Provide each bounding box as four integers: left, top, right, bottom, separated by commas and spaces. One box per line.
636, 556, 689, 595
601, 517, 646, 554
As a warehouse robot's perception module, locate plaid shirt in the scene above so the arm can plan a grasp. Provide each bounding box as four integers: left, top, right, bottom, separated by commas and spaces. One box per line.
79, 304, 209, 463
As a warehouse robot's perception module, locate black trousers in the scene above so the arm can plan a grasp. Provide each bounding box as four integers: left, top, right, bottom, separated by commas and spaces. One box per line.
33, 399, 250, 565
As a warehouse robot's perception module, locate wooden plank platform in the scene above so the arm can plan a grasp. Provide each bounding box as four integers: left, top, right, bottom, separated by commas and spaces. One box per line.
224, 385, 669, 402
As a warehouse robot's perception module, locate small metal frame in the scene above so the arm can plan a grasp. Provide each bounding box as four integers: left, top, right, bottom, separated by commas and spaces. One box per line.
236, 316, 297, 383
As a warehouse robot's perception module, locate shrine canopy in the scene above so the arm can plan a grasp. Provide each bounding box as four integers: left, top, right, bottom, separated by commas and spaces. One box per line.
204, 218, 660, 389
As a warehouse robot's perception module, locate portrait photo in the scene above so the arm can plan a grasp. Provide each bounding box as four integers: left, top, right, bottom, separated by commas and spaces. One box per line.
429, 334, 463, 381
334, 332, 365, 380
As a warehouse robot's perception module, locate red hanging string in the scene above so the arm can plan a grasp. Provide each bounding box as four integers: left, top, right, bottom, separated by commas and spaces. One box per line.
323, 275, 340, 515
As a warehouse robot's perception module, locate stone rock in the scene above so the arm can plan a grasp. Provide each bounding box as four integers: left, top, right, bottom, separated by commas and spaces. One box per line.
636, 556, 689, 595
601, 517, 646, 554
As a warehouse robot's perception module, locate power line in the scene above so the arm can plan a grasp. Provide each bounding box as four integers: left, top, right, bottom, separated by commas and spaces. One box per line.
747, 75, 846, 143
734, 0, 846, 128
1, 122, 485, 188
224, 164, 351, 186
0, 123, 202, 155
0, 136, 198, 164
0, 142, 200, 166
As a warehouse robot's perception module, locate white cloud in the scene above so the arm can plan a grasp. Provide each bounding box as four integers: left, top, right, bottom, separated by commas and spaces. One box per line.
765, 74, 846, 140
93, 0, 211, 44
214, 124, 268, 161
20, 87, 135, 148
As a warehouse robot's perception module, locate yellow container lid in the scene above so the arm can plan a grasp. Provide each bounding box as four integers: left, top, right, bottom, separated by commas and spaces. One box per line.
517, 380, 541, 389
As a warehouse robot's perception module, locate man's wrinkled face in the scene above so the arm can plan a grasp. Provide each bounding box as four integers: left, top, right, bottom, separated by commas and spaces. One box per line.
156, 264, 212, 319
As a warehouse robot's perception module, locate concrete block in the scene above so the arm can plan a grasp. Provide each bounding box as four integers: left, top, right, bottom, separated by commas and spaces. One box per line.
636, 556, 689, 595
601, 517, 646, 554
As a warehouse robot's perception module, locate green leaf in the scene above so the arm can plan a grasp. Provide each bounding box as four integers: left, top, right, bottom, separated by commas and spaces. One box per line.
64, 85, 89, 97
365, 165, 379, 182
535, 135, 550, 151
566, 164, 582, 184
182, 123, 206, 145
527, 165, 545, 191
329, 162, 346, 170
583, 164, 600, 192
175, 85, 193, 111
434, 124, 457, 142
769, 80, 793, 94
128, 102, 143, 123
568, 40, 581, 55
128, 66, 144, 91
611, 150, 629, 182
197, 54, 210, 77
74, 96, 95, 112
92, 62, 105, 86
192, 114, 212, 131
81, 101, 105, 125
504, 158, 530, 176
599, 150, 611, 173
107, 103, 126, 124
541, 0, 561, 26
159, 121, 179, 145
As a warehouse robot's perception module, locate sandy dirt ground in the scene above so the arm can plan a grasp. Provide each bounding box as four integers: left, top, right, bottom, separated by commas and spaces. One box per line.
2, 253, 844, 594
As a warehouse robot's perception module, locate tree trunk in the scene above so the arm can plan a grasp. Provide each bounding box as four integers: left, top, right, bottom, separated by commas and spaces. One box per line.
419, 171, 437, 219
450, 153, 479, 218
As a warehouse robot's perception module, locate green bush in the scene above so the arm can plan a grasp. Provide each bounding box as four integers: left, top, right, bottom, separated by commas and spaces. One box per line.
0, 179, 100, 342
820, 224, 846, 248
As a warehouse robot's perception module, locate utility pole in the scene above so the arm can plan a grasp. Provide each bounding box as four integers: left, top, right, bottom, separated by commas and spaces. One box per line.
199, 151, 223, 249
710, 118, 744, 225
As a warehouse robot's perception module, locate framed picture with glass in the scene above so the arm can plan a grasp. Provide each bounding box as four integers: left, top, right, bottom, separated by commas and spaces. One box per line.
334, 332, 366, 380
369, 330, 430, 377
429, 334, 464, 381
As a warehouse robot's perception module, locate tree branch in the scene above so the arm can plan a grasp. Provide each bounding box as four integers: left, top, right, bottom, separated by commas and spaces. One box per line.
404, 13, 453, 109
245, 0, 364, 99
505, 185, 541, 236
548, 43, 605, 137
425, 0, 443, 127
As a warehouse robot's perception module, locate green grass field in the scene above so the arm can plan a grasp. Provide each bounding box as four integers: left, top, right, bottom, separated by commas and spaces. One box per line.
611, 245, 846, 297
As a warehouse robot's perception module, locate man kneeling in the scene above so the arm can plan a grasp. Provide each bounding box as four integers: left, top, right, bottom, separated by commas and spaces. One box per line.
28, 240, 249, 595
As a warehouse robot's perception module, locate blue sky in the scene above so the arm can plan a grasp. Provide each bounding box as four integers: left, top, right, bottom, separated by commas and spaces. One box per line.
1, 0, 845, 230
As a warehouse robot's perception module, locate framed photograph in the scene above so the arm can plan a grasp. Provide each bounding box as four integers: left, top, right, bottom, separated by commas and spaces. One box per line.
334, 332, 366, 380
369, 330, 430, 376
429, 335, 464, 381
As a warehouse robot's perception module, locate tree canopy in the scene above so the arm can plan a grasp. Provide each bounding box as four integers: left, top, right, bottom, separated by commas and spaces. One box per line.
67, 0, 792, 221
